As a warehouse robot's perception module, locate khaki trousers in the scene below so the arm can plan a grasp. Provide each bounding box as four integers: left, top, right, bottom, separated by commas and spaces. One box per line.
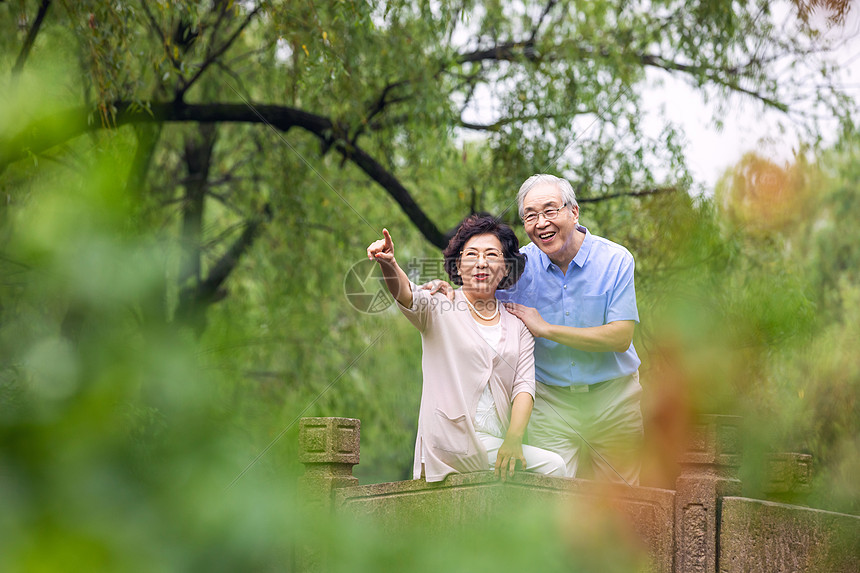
528, 371, 643, 485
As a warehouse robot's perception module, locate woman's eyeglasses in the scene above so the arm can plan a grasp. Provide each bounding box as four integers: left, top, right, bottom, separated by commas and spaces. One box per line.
460, 249, 503, 262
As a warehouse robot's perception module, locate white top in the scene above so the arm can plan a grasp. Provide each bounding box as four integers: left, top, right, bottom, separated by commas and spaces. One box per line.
476, 320, 502, 350
474, 322, 505, 438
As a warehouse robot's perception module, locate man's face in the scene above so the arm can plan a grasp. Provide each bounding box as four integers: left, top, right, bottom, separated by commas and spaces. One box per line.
521, 182, 579, 261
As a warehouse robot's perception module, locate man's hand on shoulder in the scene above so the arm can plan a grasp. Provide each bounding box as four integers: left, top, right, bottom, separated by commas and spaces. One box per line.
504, 303, 550, 338
419, 279, 455, 302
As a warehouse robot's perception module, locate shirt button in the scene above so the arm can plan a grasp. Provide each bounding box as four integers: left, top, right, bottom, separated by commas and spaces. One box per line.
570, 362, 576, 367
563, 285, 567, 289
565, 311, 570, 316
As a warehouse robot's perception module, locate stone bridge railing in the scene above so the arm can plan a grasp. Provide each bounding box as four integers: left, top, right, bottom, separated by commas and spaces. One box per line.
298, 415, 859, 573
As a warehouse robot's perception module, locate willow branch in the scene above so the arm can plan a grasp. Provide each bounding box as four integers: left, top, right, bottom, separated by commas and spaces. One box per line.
578, 186, 678, 203
11, 0, 52, 76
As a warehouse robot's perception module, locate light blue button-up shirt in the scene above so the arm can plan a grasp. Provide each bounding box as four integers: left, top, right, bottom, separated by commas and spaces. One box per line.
497, 226, 641, 386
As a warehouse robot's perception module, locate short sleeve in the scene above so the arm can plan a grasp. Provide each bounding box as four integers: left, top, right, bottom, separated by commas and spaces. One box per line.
510, 320, 536, 400
606, 255, 639, 324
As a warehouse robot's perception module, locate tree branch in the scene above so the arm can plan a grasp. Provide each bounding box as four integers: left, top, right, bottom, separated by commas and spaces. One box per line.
176, 2, 264, 100
179, 124, 218, 285
578, 186, 678, 203
1, 100, 449, 248
11, 0, 51, 76
528, 0, 559, 44
138, 0, 177, 70
176, 203, 272, 325
333, 140, 449, 248
1, 102, 325, 166
457, 40, 537, 64
125, 124, 162, 199
454, 39, 792, 113
459, 111, 595, 132
352, 80, 410, 142
639, 54, 788, 112
201, 206, 270, 297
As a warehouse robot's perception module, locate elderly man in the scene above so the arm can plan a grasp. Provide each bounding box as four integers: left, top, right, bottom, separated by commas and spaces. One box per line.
499, 173, 643, 485
429, 173, 643, 484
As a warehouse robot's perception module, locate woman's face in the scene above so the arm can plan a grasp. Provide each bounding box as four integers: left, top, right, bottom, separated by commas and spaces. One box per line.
457, 233, 508, 294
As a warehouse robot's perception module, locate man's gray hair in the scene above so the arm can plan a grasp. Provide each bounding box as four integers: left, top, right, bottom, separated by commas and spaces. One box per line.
516, 174, 578, 218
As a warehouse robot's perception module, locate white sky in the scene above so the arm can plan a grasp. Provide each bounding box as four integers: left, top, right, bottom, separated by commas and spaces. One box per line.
640, 5, 860, 190
453, 3, 860, 193
280, 2, 860, 192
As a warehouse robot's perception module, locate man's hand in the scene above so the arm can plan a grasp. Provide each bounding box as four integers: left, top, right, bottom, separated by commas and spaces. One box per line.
495, 437, 526, 481
367, 228, 395, 264
419, 279, 455, 301
504, 303, 550, 338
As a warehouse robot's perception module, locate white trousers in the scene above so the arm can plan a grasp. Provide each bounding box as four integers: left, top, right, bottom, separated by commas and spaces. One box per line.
477, 432, 566, 478
529, 371, 643, 485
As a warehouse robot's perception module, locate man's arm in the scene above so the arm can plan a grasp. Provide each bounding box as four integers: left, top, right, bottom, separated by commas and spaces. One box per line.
543, 320, 635, 353
504, 303, 635, 353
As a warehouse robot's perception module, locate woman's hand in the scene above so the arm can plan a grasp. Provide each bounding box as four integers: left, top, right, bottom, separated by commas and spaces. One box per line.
495, 436, 526, 481
365, 228, 412, 308
496, 392, 533, 481
504, 302, 550, 338
367, 228, 395, 264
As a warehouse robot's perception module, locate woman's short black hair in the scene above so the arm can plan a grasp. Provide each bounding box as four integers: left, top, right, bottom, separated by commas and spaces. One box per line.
443, 214, 526, 289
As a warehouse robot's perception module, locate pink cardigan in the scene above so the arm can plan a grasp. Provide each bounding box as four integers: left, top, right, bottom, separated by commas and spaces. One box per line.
397, 285, 536, 482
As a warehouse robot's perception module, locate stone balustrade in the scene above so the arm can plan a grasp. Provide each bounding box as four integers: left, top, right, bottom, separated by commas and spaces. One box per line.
297, 414, 859, 573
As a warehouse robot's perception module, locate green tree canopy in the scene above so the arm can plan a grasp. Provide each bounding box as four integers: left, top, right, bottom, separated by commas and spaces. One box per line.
2, 1, 852, 311
1, 3, 858, 569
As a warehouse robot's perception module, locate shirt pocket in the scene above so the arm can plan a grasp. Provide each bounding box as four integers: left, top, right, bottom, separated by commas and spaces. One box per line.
578, 292, 608, 327
431, 408, 471, 455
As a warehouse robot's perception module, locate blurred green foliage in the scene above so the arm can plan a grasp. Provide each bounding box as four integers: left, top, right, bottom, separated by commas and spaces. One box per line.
1, 0, 858, 570
299, 493, 654, 573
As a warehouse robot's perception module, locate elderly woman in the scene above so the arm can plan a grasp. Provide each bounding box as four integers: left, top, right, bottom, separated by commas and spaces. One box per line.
367, 215, 564, 482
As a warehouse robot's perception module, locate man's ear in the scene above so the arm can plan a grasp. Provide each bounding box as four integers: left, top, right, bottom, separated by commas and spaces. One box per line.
571, 204, 581, 226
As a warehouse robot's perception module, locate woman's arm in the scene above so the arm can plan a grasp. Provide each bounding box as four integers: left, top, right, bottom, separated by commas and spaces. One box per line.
495, 392, 532, 481
366, 228, 412, 308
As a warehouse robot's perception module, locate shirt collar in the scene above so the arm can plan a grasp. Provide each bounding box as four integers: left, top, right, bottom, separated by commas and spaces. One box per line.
571, 225, 592, 269
536, 225, 591, 271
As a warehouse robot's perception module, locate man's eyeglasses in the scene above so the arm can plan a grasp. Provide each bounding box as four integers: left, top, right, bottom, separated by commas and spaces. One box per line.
521, 204, 567, 225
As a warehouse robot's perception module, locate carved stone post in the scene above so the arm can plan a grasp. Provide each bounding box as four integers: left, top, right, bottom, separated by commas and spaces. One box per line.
298, 417, 360, 512
296, 417, 360, 573
763, 452, 812, 505
674, 415, 742, 573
